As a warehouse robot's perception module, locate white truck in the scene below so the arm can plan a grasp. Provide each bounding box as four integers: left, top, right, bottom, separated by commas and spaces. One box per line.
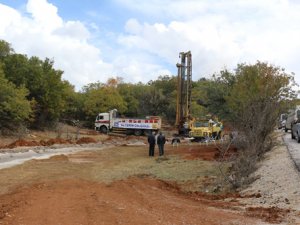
95, 109, 161, 136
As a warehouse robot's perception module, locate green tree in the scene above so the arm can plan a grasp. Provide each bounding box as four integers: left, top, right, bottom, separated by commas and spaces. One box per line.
0, 65, 32, 131
191, 78, 211, 118
83, 81, 127, 126
147, 75, 177, 121
0, 40, 14, 59
148, 75, 177, 97
61, 84, 84, 122
2, 54, 29, 86
223, 62, 296, 188
193, 71, 235, 119
117, 83, 139, 117
139, 85, 168, 116
227, 62, 296, 132
3, 54, 74, 128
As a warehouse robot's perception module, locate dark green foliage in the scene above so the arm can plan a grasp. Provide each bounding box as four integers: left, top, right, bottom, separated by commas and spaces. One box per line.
117, 83, 140, 117
0, 40, 14, 59
138, 86, 168, 116
0, 65, 32, 131
144, 75, 177, 122
1, 40, 75, 129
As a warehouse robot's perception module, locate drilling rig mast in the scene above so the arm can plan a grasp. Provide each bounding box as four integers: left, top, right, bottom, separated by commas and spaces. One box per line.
175, 51, 192, 135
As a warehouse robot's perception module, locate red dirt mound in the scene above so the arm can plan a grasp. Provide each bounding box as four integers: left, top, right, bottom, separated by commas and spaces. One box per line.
246, 206, 290, 223
1, 138, 75, 149
86, 130, 99, 135
5, 139, 41, 149
40, 138, 72, 146
76, 137, 97, 144
170, 145, 237, 161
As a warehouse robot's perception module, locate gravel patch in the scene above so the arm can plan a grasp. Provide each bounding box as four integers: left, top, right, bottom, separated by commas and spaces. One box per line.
240, 131, 300, 224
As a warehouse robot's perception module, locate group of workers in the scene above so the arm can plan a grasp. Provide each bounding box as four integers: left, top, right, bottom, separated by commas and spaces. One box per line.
147, 132, 166, 157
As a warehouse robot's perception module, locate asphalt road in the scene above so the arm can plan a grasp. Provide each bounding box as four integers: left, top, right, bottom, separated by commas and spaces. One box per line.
283, 131, 300, 171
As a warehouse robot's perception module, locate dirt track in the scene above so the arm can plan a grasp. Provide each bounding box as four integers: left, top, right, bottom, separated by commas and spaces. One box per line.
0, 134, 291, 224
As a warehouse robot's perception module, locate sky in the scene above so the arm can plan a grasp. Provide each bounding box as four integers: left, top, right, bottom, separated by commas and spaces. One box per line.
0, 0, 300, 91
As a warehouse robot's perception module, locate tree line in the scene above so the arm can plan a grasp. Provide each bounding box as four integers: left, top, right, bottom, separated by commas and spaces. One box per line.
0, 40, 297, 133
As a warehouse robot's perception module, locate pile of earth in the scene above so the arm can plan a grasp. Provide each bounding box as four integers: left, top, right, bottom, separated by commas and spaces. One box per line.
170, 145, 237, 161
1, 137, 98, 149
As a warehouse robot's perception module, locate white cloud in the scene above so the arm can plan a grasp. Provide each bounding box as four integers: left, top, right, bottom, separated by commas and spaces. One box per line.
0, 0, 114, 90
112, 53, 171, 83
117, 0, 300, 85
53, 21, 90, 40
125, 18, 142, 34
26, 0, 63, 31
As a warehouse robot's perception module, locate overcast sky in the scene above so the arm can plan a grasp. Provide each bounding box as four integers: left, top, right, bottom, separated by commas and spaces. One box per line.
0, 0, 300, 90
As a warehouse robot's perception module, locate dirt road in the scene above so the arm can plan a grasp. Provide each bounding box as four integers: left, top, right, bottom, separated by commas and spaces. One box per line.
0, 135, 289, 224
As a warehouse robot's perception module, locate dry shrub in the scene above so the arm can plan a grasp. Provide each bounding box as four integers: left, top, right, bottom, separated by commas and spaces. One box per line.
217, 131, 276, 189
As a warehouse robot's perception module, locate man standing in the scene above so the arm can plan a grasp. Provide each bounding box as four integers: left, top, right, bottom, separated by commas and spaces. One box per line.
157, 132, 166, 156
147, 132, 156, 157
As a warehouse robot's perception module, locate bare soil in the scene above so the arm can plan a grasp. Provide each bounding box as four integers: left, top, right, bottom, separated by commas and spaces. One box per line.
0, 128, 295, 224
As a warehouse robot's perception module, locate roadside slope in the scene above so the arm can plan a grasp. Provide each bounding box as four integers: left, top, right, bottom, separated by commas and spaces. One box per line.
240, 131, 300, 224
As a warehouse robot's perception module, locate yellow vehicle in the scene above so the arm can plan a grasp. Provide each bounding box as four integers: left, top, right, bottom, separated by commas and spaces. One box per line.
189, 119, 223, 141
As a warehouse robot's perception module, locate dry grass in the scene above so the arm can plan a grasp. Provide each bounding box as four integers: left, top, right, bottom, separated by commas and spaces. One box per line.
0, 145, 224, 194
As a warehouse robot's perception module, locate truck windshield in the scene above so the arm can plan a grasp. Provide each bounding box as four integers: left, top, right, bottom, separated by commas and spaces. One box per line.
194, 122, 209, 127
297, 110, 300, 120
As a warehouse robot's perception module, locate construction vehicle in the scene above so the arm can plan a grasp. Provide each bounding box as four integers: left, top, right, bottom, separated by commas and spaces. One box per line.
95, 109, 161, 136
189, 118, 223, 141
175, 51, 223, 141
175, 51, 192, 136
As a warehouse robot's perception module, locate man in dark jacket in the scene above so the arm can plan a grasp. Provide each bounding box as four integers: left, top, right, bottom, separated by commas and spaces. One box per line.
147, 132, 156, 157
157, 132, 166, 156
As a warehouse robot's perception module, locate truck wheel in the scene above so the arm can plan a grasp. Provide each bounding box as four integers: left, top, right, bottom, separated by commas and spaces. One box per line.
216, 132, 221, 140
284, 126, 289, 132
212, 132, 217, 139
297, 133, 300, 143
134, 129, 143, 136
292, 131, 295, 139
100, 126, 108, 133
144, 130, 152, 136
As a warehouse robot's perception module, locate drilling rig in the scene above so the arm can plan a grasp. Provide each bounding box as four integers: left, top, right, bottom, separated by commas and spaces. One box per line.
175, 51, 223, 141
175, 51, 192, 135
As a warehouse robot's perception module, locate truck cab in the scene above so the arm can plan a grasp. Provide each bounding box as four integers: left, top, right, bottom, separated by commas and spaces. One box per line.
189, 119, 223, 141
95, 112, 110, 133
